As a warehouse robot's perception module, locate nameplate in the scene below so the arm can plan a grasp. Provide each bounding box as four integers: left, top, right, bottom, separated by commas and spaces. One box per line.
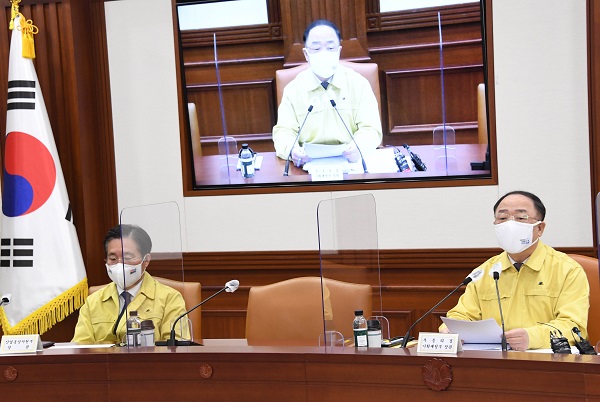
310, 165, 344, 181
417, 332, 462, 354
1, 334, 43, 354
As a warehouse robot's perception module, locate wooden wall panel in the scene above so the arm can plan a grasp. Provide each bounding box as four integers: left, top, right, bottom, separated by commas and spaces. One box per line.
24, 244, 597, 342
386, 65, 483, 144
186, 80, 276, 153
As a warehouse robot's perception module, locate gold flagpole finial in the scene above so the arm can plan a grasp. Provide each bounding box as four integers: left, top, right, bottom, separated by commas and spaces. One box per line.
9, 0, 21, 30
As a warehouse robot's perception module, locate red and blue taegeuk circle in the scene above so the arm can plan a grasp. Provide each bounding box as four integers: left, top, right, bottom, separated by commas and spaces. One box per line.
2, 131, 56, 217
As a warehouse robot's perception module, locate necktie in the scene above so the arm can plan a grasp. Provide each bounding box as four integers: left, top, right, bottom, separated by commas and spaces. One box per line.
122, 291, 132, 308
113, 292, 132, 336
514, 262, 523, 271
321, 81, 329, 89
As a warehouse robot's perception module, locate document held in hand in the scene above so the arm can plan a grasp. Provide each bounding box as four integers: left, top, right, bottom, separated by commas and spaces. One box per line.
441, 317, 503, 344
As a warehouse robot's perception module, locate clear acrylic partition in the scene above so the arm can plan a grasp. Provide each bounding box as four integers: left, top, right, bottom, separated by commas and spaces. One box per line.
118, 202, 188, 346
433, 125, 457, 172
316, 194, 385, 349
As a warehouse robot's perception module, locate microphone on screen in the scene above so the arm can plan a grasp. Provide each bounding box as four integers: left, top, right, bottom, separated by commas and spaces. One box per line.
0, 294, 11, 307
157, 279, 240, 347
403, 143, 427, 171
394, 147, 411, 172
489, 262, 508, 351
400, 269, 484, 348
328, 96, 369, 173
284, 102, 316, 176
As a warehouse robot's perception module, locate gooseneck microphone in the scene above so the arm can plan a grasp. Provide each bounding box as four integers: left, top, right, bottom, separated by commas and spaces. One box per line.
490, 262, 508, 351
400, 269, 484, 348
403, 143, 427, 171
159, 279, 240, 347
0, 294, 11, 307
284, 104, 314, 176
329, 98, 368, 173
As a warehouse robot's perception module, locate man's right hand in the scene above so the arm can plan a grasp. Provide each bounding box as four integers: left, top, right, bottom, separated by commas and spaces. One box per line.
291, 147, 308, 166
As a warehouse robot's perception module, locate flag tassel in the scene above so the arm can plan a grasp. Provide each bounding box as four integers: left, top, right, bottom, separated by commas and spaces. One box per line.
19, 16, 38, 59
0, 278, 88, 335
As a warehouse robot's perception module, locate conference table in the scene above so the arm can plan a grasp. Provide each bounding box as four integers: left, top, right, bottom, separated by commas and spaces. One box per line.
1, 342, 599, 401
193, 144, 490, 187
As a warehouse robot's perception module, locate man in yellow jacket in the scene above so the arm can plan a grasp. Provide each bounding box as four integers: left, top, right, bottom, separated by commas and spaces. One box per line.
441, 191, 589, 351
72, 224, 189, 344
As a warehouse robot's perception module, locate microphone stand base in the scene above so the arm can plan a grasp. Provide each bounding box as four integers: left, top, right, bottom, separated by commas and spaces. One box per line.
155, 340, 203, 347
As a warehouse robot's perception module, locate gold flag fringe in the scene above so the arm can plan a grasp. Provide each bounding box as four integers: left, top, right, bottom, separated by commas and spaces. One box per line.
0, 277, 88, 335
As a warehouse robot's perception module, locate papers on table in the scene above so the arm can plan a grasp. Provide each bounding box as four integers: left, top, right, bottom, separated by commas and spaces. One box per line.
441, 317, 503, 344
304, 143, 347, 159
302, 147, 400, 175
49, 342, 115, 349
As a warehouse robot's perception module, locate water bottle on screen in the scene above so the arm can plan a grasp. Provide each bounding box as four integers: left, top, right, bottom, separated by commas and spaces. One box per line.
239, 143, 255, 178
353, 310, 368, 348
126, 310, 142, 347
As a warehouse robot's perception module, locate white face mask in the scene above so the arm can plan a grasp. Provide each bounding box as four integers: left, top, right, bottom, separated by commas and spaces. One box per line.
307, 49, 340, 80
494, 220, 541, 254
106, 259, 145, 290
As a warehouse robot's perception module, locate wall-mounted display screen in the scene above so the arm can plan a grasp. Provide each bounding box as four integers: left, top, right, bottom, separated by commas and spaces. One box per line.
177, 0, 493, 193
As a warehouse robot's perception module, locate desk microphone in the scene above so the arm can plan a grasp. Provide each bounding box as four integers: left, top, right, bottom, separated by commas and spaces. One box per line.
159, 279, 239, 347
284, 104, 314, 176
538, 322, 571, 353
403, 144, 427, 171
572, 327, 596, 355
394, 147, 411, 172
490, 262, 508, 351
329, 97, 368, 173
0, 294, 11, 307
400, 269, 484, 348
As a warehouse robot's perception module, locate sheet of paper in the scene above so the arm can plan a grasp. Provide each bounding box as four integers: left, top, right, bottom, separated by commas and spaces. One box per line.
49, 342, 115, 349
303, 156, 350, 173
304, 143, 347, 159
461, 343, 503, 351
441, 317, 503, 344
362, 147, 401, 174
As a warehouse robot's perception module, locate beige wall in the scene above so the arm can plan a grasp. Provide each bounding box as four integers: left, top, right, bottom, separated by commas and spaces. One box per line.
105, 0, 591, 252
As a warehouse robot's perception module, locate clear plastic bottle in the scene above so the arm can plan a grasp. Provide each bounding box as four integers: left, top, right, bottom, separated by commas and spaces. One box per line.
239, 143, 255, 178
353, 310, 368, 347
126, 310, 142, 347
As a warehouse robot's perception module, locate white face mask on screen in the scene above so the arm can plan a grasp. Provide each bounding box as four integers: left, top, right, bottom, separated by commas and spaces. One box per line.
494, 220, 541, 254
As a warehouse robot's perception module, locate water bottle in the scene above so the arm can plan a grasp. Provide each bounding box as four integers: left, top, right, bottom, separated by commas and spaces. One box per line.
353, 310, 368, 348
140, 319, 155, 347
239, 143, 255, 178
126, 310, 142, 347
367, 319, 382, 348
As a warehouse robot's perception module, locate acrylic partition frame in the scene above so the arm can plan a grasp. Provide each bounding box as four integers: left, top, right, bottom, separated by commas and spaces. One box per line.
118, 202, 188, 345
316, 194, 386, 349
